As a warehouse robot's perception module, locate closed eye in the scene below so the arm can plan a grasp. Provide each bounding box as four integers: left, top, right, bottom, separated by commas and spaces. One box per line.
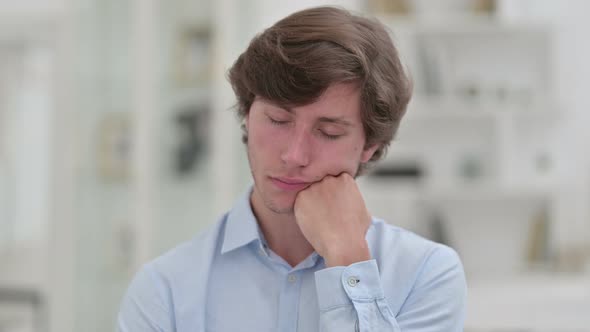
319, 130, 343, 140
267, 116, 290, 126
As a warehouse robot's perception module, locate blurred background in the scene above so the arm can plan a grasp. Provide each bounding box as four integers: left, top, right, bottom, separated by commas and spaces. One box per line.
0, 0, 589, 331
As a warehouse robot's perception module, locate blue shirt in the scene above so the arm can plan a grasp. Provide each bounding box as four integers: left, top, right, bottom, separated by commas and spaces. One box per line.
117, 187, 466, 331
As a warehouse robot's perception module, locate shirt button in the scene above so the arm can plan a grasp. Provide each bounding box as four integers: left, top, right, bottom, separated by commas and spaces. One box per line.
347, 276, 359, 287
288, 275, 297, 283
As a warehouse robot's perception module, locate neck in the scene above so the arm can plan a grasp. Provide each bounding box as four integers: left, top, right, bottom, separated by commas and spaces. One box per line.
250, 191, 314, 267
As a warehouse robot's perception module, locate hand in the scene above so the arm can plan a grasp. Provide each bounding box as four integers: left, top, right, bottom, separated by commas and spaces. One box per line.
294, 173, 372, 267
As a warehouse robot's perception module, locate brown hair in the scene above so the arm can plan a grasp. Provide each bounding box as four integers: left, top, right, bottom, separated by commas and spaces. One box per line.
228, 6, 412, 172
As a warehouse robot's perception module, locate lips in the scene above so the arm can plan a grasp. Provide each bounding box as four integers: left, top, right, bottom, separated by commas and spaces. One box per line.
270, 177, 310, 191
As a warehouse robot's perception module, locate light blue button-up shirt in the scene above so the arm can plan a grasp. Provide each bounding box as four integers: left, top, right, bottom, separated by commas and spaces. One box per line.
117, 187, 466, 331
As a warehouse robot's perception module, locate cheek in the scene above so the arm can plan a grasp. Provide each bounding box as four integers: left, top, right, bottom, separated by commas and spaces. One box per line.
315, 140, 364, 169
248, 122, 284, 155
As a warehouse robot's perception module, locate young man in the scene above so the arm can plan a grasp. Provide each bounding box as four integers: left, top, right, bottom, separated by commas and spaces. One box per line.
118, 6, 466, 332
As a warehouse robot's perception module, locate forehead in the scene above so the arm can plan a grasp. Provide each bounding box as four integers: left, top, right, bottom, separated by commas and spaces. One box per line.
258, 83, 362, 121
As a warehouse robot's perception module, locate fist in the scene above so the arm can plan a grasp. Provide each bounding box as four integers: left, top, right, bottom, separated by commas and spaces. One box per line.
294, 173, 372, 267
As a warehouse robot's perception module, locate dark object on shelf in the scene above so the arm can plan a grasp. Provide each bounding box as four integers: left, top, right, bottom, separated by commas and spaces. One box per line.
457, 153, 484, 181
0, 287, 46, 332
370, 163, 424, 179
174, 106, 210, 175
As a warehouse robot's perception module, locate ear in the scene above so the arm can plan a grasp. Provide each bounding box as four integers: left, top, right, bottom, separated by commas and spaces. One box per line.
360, 144, 379, 163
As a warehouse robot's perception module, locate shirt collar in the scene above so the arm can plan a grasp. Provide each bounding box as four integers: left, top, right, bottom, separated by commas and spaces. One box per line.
221, 185, 266, 254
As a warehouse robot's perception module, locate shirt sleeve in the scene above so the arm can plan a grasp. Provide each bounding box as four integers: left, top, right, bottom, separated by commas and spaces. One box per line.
314, 246, 466, 332
117, 263, 174, 332
396, 246, 467, 332
315, 259, 401, 331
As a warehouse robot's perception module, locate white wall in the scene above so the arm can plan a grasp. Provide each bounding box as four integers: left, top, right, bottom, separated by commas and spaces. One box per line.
498, 0, 590, 254
0, 0, 65, 14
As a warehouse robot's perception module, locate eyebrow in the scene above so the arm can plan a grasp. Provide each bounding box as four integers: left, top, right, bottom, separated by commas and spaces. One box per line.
269, 103, 353, 127
317, 116, 353, 127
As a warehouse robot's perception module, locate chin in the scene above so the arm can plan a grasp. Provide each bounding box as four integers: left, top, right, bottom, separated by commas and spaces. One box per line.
265, 193, 297, 215
251, 176, 295, 214
268, 204, 295, 215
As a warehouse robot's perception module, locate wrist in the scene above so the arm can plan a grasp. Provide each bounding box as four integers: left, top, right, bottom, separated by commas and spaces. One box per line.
324, 240, 371, 267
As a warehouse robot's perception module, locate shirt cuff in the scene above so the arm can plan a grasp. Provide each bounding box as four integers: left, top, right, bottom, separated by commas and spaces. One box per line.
315, 259, 385, 310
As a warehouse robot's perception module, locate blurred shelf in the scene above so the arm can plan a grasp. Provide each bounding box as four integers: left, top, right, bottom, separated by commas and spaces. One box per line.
165, 86, 211, 111
0, 12, 65, 49
404, 96, 560, 121
420, 184, 555, 202
466, 272, 590, 331
377, 13, 550, 35
0, 286, 46, 332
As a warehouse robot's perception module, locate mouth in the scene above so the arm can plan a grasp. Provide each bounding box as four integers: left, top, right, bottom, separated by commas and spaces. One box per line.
270, 177, 311, 191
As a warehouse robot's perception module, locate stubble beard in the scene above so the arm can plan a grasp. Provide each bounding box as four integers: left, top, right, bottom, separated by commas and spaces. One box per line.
246, 141, 365, 217
247, 145, 296, 216
251, 169, 296, 216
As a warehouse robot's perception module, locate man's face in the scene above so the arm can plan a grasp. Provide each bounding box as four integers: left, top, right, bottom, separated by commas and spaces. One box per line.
246, 83, 378, 214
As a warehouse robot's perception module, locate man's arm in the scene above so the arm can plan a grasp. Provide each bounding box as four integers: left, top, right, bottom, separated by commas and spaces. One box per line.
314, 246, 466, 332
396, 246, 466, 331
315, 259, 400, 331
117, 264, 174, 332
295, 174, 466, 331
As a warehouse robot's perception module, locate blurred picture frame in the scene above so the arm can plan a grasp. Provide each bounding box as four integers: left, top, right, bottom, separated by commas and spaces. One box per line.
174, 25, 211, 87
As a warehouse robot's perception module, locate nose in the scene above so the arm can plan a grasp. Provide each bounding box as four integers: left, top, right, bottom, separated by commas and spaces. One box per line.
280, 127, 311, 167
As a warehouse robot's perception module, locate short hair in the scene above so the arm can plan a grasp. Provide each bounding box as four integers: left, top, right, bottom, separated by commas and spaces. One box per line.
228, 6, 412, 172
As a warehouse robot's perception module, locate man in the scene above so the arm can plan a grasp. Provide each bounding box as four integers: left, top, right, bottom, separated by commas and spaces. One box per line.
118, 6, 466, 332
